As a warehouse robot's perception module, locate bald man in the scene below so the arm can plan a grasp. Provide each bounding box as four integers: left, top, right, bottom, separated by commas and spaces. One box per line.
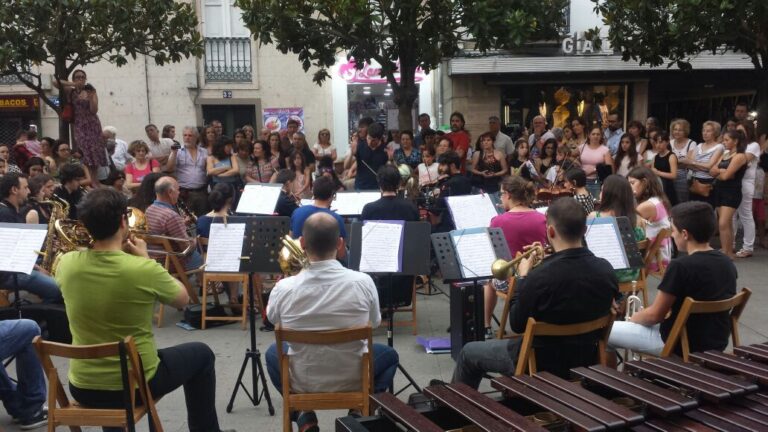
145, 176, 202, 271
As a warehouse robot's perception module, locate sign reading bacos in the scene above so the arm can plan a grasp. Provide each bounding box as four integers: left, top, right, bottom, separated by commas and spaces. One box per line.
561, 32, 614, 56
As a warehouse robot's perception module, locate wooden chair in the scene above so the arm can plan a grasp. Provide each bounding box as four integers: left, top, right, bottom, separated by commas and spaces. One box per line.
33, 335, 163, 432
198, 236, 249, 330
0, 289, 11, 307
616, 237, 659, 309
145, 236, 201, 327
276, 324, 373, 432
660, 287, 751, 362
515, 313, 616, 376
644, 228, 671, 279
380, 277, 418, 335
495, 277, 518, 339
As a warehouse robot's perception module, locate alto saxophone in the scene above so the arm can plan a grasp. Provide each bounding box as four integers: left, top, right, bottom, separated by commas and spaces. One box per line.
38, 196, 69, 274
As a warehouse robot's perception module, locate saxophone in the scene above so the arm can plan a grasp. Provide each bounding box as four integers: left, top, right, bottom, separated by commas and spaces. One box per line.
38, 196, 69, 274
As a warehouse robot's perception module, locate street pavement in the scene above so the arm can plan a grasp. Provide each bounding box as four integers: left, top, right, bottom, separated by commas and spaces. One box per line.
2, 248, 767, 431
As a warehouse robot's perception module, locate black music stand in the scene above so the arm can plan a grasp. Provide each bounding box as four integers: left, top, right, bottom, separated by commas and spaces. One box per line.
349, 221, 431, 395
431, 228, 511, 359
221, 216, 290, 416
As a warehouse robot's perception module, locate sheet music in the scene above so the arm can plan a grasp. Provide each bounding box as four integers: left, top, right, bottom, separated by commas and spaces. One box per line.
451, 229, 496, 278
359, 221, 404, 273
446, 194, 499, 229
585, 219, 629, 269
205, 223, 246, 272
332, 191, 381, 216
236, 184, 283, 214
0, 224, 47, 274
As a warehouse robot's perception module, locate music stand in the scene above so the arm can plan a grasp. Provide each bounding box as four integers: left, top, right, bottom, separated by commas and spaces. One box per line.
349, 221, 431, 395
431, 228, 511, 359
221, 216, 290, 416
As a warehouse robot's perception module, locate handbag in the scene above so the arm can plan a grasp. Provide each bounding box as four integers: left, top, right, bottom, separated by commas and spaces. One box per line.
689, 178, 712, 197
60, 103, 74, 123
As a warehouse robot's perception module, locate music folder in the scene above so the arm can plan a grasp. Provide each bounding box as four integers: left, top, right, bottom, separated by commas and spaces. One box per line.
584, 216, 644, 270
204, 216, 290, 274
236, 183, 283, 215
446, 194, 499, 230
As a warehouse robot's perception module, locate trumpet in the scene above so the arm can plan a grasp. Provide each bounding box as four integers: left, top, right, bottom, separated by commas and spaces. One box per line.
625, 280, 644, 320
126, 207, 196, 257
490, 242, 550, 280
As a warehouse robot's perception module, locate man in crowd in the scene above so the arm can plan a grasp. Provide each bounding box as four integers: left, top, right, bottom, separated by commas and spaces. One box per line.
489, 115, 514, 156
210, 119, 225, 139
604, 113, 624, 156
145, 176, 202, 271
53, 163, 87, 220
0, 319, 48, 429
102, 126, 131, 171
445, 112, 470, 173
414, 113, 431, 146
145, 124, 173, 170
265, 212, 399, 431
345, 122, 389, 190
429, 151, 472, 233
451, 198, 618, 387
734, 102, 749, 122
55, 188, 235, 432
528, 115, 555, 159
290, 176, 346, 259
166, 126, 210, 216
0, 173, 62, 303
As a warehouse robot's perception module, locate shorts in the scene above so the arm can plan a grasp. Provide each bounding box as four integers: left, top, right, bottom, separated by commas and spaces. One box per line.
714, 186, 742, 209
754, 199, 766, 221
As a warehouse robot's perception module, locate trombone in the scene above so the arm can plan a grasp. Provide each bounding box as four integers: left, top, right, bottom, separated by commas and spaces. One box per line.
126, 207, 197, 257
490, 242, 550, 280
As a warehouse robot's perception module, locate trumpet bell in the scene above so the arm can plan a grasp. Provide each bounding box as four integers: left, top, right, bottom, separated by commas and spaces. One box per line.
278, 235, 309, 275
491, 258, 514, 280
127, 207, 147, 231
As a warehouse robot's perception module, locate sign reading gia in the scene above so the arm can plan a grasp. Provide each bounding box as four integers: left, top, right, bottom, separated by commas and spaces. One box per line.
561, 32, 614, 56
338, 58, 426, 84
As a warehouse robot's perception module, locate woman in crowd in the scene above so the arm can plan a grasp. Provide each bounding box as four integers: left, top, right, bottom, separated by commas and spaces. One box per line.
0, 143, 21, 174
670, 118, 696, 202
569, 117, 588, 153
53, 142, 92, 187
546, 144, 579, 185
246, 140, 276, 184
24, 174, 55, 224
509, 139, 538, 181
202, 126, 217, 152
39, 137, 57, 174
393, 130, 422, 170
469, 132, 507, 193
643, 128, 659, 167
652, 131, 678, 205
565, 167, 596, 214
562, 125, 574, 146
207, 138, 241, 192
162, 124, 179, 147
535, 138, 558, 175
482, 175, 547, 337
288, 150, 312, 199
128, 173, 169, 212
312, 128, 336, 162
23, 157, 46, 178
685, 121, 724, 205
317, 156, 345, 192
291, 132, 316, 171
627, 120, 648, 156
242, 125, 256, 144
234, 141, 252, 183
578, 127, 613, 198
268, 132, 286, 169
614, 133, 640, 177
710, 129, 748, 259
53, 69, 105, 188
124, 140, 160, 192
418, 145, 440, 187
435, 136, 453, 158
731, 121, 762, 258
628, 166, 672, 272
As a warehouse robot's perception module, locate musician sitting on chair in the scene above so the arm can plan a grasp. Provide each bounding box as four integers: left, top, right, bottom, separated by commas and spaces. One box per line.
55, 188, 235, 432
265, 212, 399, 430
145, 176, 203, 271
0, 319, 48, 429
0, 172, 62, 304
607, 201, 737, 359
289, 176, 347, 259
53, 163, 87, 219
429, 150, 472, 232
274, 169, 299, 217
451, 198, 618, 388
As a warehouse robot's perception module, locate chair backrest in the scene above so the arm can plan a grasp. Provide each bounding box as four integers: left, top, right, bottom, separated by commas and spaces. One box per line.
660, 287, 751, 361
643, 228, 671, 275
515, 313, 615, 376
144, 235, 199, 303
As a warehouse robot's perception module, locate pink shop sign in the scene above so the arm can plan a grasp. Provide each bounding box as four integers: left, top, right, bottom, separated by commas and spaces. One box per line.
338, 59, 426, 84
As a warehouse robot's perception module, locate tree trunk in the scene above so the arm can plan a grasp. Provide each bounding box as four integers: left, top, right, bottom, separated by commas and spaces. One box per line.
392, 62, 419, 132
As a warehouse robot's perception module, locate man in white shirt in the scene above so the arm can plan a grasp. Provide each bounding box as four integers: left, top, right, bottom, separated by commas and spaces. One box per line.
604, 113, 624, 156
489, 116, 514, 156
528, 115, 555, 159
265, 212, 399, 427
102, 126, 131, 171
145, 124, 173, 170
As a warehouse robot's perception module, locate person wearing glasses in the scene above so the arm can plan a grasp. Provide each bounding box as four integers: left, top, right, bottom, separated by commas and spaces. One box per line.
604, 113, 624, 156
312, 128, 336, 162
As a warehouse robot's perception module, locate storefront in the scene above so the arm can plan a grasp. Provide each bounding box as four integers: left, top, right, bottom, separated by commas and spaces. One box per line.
0, 94, 40, 144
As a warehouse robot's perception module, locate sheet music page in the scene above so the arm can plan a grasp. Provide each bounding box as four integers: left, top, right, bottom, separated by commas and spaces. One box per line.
0, 225, 47, 274
451, 229, 496, 278
585, 219, 629, 269
447, 194, 499, 229
206, 223, 246, 272
359, 221, 404, 273
332, 192, 381, 216
236, 184, 283, 214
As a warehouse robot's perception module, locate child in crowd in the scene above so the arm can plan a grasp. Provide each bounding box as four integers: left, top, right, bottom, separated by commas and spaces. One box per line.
564, 167, 595, 214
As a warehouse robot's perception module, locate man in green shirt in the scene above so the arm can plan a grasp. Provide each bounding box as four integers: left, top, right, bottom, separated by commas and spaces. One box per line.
55, 188, 234, 432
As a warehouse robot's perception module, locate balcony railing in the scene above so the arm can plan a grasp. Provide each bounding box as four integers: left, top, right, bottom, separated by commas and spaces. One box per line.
0, 74, 23, 85
204, 37, 252, 82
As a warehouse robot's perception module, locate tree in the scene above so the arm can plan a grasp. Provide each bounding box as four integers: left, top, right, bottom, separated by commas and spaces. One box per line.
0, 0, 204, 139
235, 0, 568, 130
592, 0, 768, 135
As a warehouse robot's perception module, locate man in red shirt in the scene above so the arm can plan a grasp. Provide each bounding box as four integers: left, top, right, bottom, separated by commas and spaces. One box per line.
445, 111, 471, 174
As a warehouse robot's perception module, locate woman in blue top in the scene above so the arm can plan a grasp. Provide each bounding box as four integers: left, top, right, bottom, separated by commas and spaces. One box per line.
393, 130, 422, 169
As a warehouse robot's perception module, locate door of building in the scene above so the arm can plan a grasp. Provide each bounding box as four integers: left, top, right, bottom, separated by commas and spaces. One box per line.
202, 105, 256, 137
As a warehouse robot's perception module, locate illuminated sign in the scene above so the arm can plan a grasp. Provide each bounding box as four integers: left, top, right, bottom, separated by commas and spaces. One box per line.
561, 32, 614, 56
0, 95, 39, 111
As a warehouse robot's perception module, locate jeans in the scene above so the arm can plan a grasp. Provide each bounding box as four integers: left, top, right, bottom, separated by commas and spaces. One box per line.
265, 342, 399, 394
185, 249, 204, 272
0, 270, 62, 304
452, 340, 516, 390
585, 178, 602, 201
607, 321, 665, 356
733, 188, 756, 252
69, 342, 221, 432
0, 319, 46, 421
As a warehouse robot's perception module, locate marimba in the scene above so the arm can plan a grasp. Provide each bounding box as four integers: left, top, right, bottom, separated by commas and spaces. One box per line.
336, 344, 768, 431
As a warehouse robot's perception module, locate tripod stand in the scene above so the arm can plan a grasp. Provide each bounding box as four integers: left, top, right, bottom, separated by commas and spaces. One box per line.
381, 275, 422, 396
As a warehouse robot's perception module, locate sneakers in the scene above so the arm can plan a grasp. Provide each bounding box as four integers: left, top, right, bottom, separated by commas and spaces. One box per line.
485, 327, 494, 340
18, 408, 48, 430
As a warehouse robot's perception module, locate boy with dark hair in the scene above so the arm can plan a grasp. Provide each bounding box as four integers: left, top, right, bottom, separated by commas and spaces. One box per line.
608, 201, 737, 356
344, 121, 389, 190
429, 151, 472, 232
53, 163, 87, 219
289, 177, 347, 259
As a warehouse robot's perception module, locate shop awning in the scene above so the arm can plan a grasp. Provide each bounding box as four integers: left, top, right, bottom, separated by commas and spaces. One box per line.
448, 52, 756, 75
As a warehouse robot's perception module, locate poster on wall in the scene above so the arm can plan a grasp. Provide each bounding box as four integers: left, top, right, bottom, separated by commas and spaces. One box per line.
262, 107, 304, 134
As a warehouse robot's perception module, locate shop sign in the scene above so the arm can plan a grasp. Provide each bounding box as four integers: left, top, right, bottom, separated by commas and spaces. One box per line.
263, 107, 304, 133
338, 58, 426, 84
0, 95, 39, 111
561, 32, 614, 56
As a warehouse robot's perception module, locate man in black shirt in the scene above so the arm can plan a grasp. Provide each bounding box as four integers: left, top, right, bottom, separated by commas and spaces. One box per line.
608, 201, 737, 357
451, 198, 617, 388
53, 163, 86, 220
273, 169, 299, 217
345, 122, 389, 190
429, 151, 472, 233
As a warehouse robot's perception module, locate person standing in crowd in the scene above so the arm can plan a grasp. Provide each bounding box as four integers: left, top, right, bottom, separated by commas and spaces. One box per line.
414, 113, 431, 146
429, 151, 472, 232
0, 143, 21, 174
0, 319, 48, 429
417, 145, 440, 188
246, 140, 275, 184
393, 130, 422, 170
670, 119, 696, 203
207, 138, 240, 189
652, 131, 679, 205
24, 173, 55, 224
509, 139, 538, 181
38, 137, 58, 175
578, 127, 613, 199
268, 131, 287, 170
144, 124, 174, 171
102, 126, 131, 171
446, 112, 471, 173
607, 201, 736, 358
312, 128, 336, 162
731, 121, 761, 258
22, 157, 46, 179
604, 113, 624, 156
201, 126, 217, 153
345, 122, 389, 190
628, 167, 673, 272
233, 140, 251, 183
734, 102, 749, 122
489, 116, 514, 156
288, 150, 312, 199
685, 121, 724, 205
613, 133, 640, 177
166, 126, 209, 216
210, 119, 228, 141
569, 117, 588, 151
469, 132, 507, 194
53, 69, 106, 188
482, 175, 547, 337
535, 138, 558, 176
710, 130, 748, 259
645, 116, 659, 133
527, 115, 555, 159
435, 136, 452, 158
274, 169, 299, 217
643, 128, 659, 167
627, 120, 649, 156
124, 140, 160, 193
724, 117, 739, 133
291, 132, 316, 173
241, 125, 255, 144
162, 124, 180, 147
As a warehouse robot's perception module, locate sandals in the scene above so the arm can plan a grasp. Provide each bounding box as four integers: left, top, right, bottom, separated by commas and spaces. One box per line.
735, 249, 753, 258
